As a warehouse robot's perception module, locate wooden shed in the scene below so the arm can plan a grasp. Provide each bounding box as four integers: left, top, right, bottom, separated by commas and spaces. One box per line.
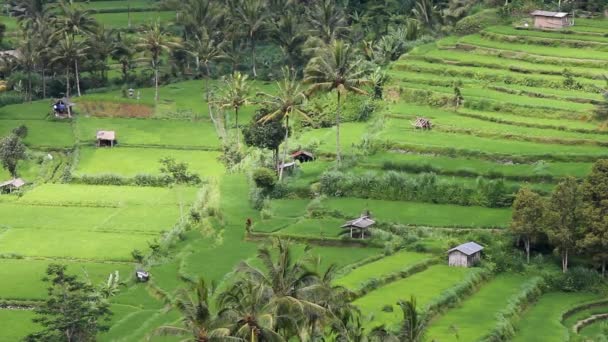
277, 161, 297, 173
531, 11, 573, 29
448, 241, 483, 267
291, 150, 314, 163
341, 215, 375, 239
0, 178, 25, 194
96, 130, 117, 147
52, 97, 74, 118
412, 117, 432, 130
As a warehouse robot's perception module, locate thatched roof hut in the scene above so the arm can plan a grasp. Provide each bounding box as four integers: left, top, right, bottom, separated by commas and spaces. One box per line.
0, 178, 25, 193
412, 117, 432, 130
341, 215, 375, 239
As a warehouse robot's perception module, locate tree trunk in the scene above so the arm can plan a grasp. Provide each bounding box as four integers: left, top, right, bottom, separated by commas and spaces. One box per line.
602, 259, 606, 277
250, 36, 257, 78
562, 249, 568, 273
235, 107, 240, 148
42, 67, 46, 99
27, 70, 32, 102
335, 90, 342, 165
524, 237, 530, 264
74, 59, 81, 97
278, 116, 289, 181
154, 61, 159, 103
65, 66, 70, 99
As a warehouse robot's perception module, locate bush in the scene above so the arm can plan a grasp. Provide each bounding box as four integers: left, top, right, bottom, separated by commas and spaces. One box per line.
545, 267, 604, 292
252, 167, 277, 191
159, 157, 201, 185
454, 10, 501, 35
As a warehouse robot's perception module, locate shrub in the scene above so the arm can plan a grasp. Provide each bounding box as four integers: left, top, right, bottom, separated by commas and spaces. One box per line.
545, 267, 604, 292
159, 157, 201, 185
252, 167, 277, 191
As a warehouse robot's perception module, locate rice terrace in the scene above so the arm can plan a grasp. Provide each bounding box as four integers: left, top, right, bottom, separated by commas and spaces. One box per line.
1, 0, 608, 341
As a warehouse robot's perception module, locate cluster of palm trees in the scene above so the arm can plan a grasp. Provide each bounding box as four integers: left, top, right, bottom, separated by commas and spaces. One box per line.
155, 239, 426, 342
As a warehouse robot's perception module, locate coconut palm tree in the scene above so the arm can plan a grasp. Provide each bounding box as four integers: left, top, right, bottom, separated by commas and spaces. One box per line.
136, 21, 180, 102
257, 67, 308, 181
87, 25, 118, 82
269, 13, 307, 70
111, 33, 136, 85
304, 40, 369, 165
217, 280, 284, 342
215, 71, 251, 147
16, 38, 37, 102
235, 239, 326, 339
50, 33, 87, 107
305, 0, 348, 44
397, 296, 426, 342
233, 0, 268, 78
154, 278, 235, 341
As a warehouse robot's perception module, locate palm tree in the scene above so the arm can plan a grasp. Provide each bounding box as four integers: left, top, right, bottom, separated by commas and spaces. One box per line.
234, 0, 268, 78
9, 0, 49, 31
136, 21, 180, 102
305, 0, 348, 44
217, 280, 284, 342
397, 296, 426, 342
154, 278, 234, 341
87, 25, 117, 82
178, 0, 222, 40
111, 33, 136, 85
215, 71, 251, 147
50, 33, 87, 108
304, 40, 369, 165
16, 37, 37, 102
236, 239, 326, 339
188, 29, 225, 100
270, 13, 307, 70
257, 67, 308, 181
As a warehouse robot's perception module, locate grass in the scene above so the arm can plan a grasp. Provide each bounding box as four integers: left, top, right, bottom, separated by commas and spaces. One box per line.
92, 11, 175, 28
366, 152, 593, 179
75, 117, 220, 149
353, 265, 471, 328
334, 250, 431, 290
486, 25, 608, 44
425, 274, 528, 341
0, 119, 74, 148
18, 184, 197, 207
323, 198, 511, 228
0, 100, 53, 120
82, 0, 158, 11
379, 119, 608, 158
0, 259, 133, 300
292, 123, 369, 154
0, 310, 39, 341
513, 292, 601, 342
75, 147, 224, 177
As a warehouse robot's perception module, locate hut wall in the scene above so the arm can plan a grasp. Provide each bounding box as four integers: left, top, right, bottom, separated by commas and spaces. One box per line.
534, 16, 569, 29
448, 251, 470, 267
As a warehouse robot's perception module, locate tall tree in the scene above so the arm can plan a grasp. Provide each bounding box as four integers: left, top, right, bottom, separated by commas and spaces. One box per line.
305, 0, 348, 44
216, 71, 251, 147
16, 37, 37, 102
270, 13, 307, 70
243, 109, 287, 167
51, 33, 87, 101
580, 159, 608, 276
234, 0, 268, 78
25, 264, 112, 342
0, 132, 26, 178
546, 177, 584, 273
304, 40, 369, 164
111, 33, 136, 85
257, 67, 309, 180
154, 278, 232, 341
86, 25, 117, 83
510, 187, 546, 263
136, 21, 180, 102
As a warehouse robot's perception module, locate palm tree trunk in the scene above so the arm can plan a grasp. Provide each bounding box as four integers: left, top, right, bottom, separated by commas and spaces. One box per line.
524, 238, 530, 264
154, 60, 159, 103
42, 67, 46, 99
74, 59, 81, 97
336, 90, 342, 165
235, 107, 240, 148
250, 36, 257, 78
27, 70, 32, 102
278, 117, 289, 181
65, 65, 71, 99
562, 249, 568, 273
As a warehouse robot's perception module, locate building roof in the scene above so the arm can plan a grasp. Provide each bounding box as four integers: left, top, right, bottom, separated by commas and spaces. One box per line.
531, 10, 570, 17
55, 97, 74, 106
278, 161, 296, 169
448, 241, 484, 256
96, 130, 116, 141
0, 178, 25, 188
341, 216, 375, 229
291, 150, 314, 158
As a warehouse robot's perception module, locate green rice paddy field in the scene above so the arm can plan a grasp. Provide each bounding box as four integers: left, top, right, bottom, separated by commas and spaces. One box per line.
1, 11, 608, 341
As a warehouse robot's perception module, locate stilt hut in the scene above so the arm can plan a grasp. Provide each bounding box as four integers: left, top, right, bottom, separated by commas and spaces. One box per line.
412, 117, 432, 130
277, 161, 297, 174
52, 98, 74, 118
96, 130, 117, 147
341, 215, 375, 239
291, 150, 314, 163
0, 178, 25, 194
448, 242, 483, 267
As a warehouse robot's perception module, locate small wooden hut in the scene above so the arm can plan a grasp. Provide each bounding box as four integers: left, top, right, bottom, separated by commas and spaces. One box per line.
96, 130, 117, 147
531, 11, 573, 29
277, 161, 297, 173
341, 215, 375, 239
448, 241, 483, 267
52, 98, 74, 118
412, 117, 432, 130
291, 150, 314, 163
0, 178, 25, 194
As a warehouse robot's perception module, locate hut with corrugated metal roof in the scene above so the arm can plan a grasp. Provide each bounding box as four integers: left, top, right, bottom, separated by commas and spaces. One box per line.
448, 241, 484, 267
